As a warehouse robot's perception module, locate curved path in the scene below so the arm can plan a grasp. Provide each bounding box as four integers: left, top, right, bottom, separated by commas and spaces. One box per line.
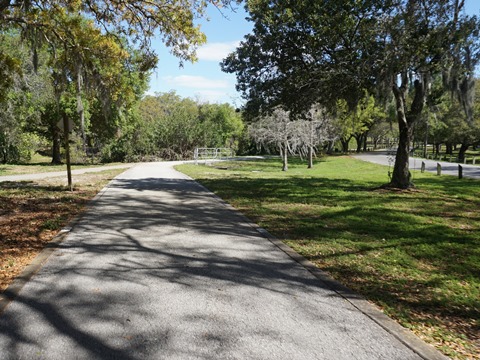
352, 151, 480, 180
0, 162, 446, 359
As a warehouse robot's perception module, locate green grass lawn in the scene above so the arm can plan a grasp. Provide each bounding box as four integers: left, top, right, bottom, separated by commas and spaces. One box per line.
177, 156, 479, 360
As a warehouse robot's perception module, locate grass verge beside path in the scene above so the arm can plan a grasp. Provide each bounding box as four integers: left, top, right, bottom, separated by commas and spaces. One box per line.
0, 162, 125, 176
0, 169, 125, 292
177, 156, 479, 360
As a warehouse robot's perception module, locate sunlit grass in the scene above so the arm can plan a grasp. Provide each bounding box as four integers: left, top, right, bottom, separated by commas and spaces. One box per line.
0, 161, 125, 176
177, 156, 480, 359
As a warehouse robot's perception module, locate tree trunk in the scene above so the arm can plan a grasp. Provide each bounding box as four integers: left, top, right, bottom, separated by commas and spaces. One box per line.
458, 143, 469, 162
326, 140, 334, 154
445, 142, 453, 155
423, 124, 428, 158
63, 111, 73, 191
282, 142, 288, 171
362, 133, 368, 152
340, 137, 350, 153
1, 135, 8, 163
354, 134, 362, 153
389, 76, 425, 189
390, 119, 412, 188
307, 146, 313, 168
51, 71, 64, 165
434, 143, 441, 156
75, 61, 86, 154
51, 126, 62, 164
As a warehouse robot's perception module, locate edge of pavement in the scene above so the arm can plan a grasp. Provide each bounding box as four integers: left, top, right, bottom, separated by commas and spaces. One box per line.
0, 165, 136, 315
185, 171, 450, 360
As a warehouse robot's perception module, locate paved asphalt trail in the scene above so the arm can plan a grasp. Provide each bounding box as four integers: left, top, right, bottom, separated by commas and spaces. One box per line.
0, 162, 431, 359
352, 151, 480, 180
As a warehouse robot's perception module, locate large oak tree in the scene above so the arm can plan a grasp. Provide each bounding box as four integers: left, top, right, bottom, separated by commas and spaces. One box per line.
223, 0, 479, 188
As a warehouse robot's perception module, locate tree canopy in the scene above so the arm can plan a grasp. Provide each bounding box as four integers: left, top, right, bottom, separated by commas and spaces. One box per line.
0, 0, 238, 63
0, 0, 243, 168
223, 0, 480, 188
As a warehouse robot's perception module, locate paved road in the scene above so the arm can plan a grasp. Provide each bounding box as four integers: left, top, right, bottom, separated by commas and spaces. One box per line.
352, 151, 480, 180
0, 162, 443, 359
0, 164, 134, 183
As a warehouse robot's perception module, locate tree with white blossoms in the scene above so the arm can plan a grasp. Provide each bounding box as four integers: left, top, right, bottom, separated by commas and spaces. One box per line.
299, 104, 337, 169
249, 107, 292, 171
249, 105, 337, 171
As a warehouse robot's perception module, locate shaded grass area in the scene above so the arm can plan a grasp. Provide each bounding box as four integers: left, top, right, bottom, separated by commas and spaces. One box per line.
177, 156, 480, 360
0, 169, 125, 292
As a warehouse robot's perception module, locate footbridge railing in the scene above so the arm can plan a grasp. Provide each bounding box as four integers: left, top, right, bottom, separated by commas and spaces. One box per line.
194, 148, 234, 165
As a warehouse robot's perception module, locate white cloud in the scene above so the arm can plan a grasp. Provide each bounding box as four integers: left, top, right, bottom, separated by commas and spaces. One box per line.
193, 90, 230, 103
196, 41, 240, 61
163, 75, 229, 89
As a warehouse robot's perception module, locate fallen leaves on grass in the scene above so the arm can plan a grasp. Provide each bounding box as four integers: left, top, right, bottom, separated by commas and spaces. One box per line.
0, 170, 123, 292
304, 256, 480, 360
405, 310, 480, 359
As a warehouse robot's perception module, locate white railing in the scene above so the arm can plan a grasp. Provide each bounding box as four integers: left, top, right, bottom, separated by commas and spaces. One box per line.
194, 148, 234, 165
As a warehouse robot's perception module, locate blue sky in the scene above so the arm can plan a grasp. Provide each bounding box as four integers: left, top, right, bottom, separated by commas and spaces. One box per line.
148, 1, 480, 105
148, 4, 251, 105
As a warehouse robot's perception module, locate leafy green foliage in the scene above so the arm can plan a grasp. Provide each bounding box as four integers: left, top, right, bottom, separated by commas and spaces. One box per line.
335, 93, 386, 152
0, 50, 21, 100
427, 79, 480, 158
223, 0, 480, 188
100, 92, 244, 162
0, 1, 239, 65
222, 0, 385, 115
0, 32, 52, 163
198, 103, 245, 149
0, 1, 241, 164
0, 22, 153, 164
